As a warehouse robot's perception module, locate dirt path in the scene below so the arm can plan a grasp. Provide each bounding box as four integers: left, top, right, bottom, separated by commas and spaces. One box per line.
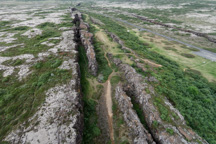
95, 27, 161, 143
95, 27, 115, 143
104, 72, 115, 144
103, 44, 115, 144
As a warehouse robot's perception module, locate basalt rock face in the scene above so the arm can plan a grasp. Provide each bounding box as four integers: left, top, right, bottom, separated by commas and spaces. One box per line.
111, 56, 207, 144
79, 25, 98, 76
115, 84, 155, 144
72, 10, 98, 76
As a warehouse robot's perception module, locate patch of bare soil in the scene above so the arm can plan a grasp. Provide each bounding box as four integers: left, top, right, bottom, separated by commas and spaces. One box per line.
103, 45, 115, 143
104, 72, 115, 144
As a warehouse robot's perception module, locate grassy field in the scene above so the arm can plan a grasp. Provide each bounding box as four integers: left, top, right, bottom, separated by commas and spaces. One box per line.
136, 30, 216, 82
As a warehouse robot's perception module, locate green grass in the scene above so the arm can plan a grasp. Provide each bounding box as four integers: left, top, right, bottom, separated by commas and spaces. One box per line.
78, 45, 102, 143
85, 12, 216, 143
2, 59, 25, 66
152, 120, 159, 128
93, 36, 112, 82
181, 46, 200, 52
181, 53, 195, 58
37, 22, 56, 29
203, 47, 216, 53
153, 97, 172, 122
0, 21, 11, 29
12, 26, 29, 31
111, 76, 121, 85
166, 128, 174, 135
0, 23, 62, 57
0, 55, 71, 142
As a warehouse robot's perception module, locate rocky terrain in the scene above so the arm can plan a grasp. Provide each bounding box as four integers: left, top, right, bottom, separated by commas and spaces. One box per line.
111, 56, 208, 144
4, 25, 82, 144
115, 84, 155, 144
0, 3, 84, 143
1, 1, 216, 144
72, 11, 98, 76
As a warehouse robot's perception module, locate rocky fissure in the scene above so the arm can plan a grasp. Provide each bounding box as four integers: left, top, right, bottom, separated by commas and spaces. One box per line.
115, 84, 155, 144
110, 54, 207, 144
0, 3, 213, 143
72, 10, 98, 76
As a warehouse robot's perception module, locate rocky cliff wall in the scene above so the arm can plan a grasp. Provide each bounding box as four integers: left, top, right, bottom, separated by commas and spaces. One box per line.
110, 54, 207, 144
72, 10, 98, 76
115, 84, 155, 144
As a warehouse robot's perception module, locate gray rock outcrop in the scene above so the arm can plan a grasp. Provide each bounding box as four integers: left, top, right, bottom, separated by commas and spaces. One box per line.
4, 29, 83, 144
72, 10, 98, 76
115, 84, 155, 144
111, 56, 207, 144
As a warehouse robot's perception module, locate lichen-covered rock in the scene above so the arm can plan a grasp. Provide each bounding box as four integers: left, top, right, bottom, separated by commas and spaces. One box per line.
115, 84, 155, 144
0, 32, 17, 43
79, 27, 98, 76
5, 80, 83, 144
4, 29, 83, 144
112, 57, 207, 144
22, 28, 42, 38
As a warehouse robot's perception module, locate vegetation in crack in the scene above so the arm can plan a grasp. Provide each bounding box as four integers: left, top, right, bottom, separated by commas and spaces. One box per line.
89, 24, 112, 82
78, 45, 102, 143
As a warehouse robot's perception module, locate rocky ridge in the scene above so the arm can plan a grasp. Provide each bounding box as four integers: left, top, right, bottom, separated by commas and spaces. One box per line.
115, 84, 155, 144
110, 54, 208, 144
90, 16, 105, 26
4, 20, 83, 144
72, 10, 98, 76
